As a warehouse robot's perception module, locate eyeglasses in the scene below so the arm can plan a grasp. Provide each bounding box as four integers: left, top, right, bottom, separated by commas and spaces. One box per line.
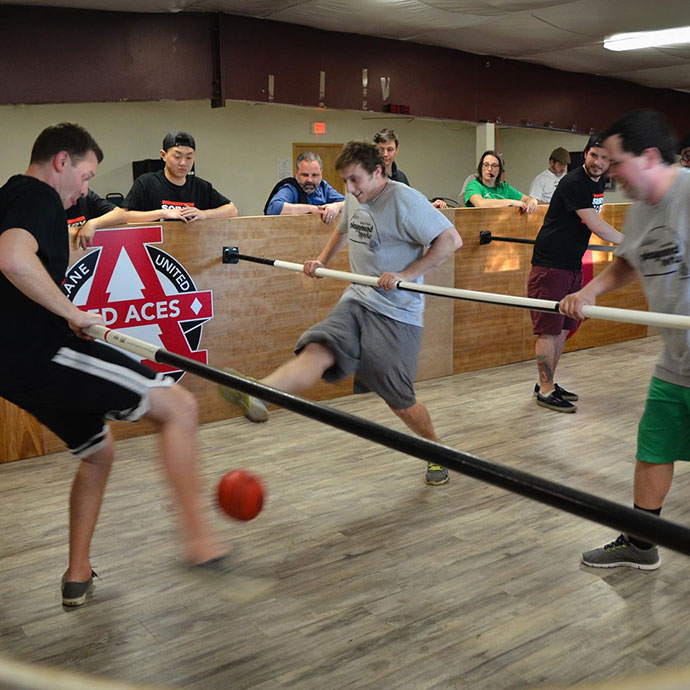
482, 162, 500, 169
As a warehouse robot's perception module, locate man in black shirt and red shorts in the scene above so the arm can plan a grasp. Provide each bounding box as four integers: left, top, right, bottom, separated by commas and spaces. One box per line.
0, 123, 227, 607
528, 134, 623, 413
124, 130, 238, 221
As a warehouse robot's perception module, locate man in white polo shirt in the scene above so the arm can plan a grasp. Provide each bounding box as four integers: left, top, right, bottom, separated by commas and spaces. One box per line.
529, 147, 571, 204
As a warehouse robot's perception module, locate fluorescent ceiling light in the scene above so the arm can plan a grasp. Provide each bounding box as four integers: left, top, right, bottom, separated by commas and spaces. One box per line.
604, 26, 690, 51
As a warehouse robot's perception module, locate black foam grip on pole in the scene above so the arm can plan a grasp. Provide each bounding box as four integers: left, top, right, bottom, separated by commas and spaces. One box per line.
155, 348, 690, 557
230, 251, 276, 267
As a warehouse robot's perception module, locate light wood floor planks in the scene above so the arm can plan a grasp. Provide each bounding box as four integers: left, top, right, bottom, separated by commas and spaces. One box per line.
2, 335, 690, 690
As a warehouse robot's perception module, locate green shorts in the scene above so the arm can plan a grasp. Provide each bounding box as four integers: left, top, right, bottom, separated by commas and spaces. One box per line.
637, 376, 690, 464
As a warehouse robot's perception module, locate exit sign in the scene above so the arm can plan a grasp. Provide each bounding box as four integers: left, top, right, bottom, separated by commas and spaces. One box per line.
312, 122, 327, 135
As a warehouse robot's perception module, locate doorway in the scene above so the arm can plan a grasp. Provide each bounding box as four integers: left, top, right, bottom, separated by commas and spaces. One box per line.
293, 143, 345, 195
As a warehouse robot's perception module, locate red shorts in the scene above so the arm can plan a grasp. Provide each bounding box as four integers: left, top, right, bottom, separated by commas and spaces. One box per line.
527, 265, 582, 335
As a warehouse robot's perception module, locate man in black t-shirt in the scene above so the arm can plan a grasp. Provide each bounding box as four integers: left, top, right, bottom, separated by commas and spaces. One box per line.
124, 130, 238, 222
527, 134, 623, 413
66, 189, 116, 230
66, 189, 130, 249
0, 123, 227, 607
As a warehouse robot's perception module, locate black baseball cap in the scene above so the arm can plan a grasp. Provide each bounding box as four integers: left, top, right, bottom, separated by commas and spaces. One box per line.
584, 132, 605, 153
162, 131, 196, 151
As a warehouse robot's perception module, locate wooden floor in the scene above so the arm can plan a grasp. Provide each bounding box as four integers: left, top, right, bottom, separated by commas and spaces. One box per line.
2, 335, 690, 690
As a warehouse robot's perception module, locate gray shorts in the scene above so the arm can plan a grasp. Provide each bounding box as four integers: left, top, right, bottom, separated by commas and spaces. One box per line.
295, 299, 422, 410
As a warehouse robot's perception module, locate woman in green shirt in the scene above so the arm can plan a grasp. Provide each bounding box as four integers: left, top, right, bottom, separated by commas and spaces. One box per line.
465, 150, 538, 214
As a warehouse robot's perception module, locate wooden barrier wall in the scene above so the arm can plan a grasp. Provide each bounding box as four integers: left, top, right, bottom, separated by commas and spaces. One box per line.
0, 204, 641, 463
450, 203, 644, 374
0, 215, 454, 462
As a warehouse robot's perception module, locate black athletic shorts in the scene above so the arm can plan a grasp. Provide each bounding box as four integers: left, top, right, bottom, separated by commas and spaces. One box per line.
0, 334, 172, 458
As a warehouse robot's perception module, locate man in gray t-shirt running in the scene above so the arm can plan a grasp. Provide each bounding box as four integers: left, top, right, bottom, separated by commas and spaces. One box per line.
561, 109, 690, 570
223, 141, 462, 485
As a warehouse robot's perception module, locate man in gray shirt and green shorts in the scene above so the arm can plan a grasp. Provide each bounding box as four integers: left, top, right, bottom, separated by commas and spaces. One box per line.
561, 109, 690, 570
223, 141, 462, 485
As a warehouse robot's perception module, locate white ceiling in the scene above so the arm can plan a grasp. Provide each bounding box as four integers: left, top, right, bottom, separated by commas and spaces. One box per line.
7, 0, 690, 91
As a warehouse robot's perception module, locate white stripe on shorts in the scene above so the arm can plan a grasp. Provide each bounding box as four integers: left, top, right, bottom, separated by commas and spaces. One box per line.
52, 346, 172, 396
70, 424, 109, 459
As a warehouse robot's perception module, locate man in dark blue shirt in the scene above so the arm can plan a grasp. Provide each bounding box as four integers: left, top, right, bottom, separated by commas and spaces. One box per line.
265, 152, 344, 224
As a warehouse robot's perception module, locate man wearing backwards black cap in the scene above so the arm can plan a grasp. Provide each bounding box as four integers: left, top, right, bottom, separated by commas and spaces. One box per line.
527, 133, 623, 413
124, 131, 238, 222
528, 147, 571, 204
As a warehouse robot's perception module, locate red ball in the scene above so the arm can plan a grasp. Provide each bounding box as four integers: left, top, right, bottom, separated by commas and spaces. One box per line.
217, 470, 265, 521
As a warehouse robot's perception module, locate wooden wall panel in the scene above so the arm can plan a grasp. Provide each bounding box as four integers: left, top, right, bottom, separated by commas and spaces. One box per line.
0, 403, 44, 463
451, 206, 543, 373
38, 215, 453, 458
6, 205, 645, 462
1, 6, 690, 134
450, 203, 643, 376
0, 6, 212, 104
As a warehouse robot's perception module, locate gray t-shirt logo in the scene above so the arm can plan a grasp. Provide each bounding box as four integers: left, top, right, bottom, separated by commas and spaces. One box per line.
349, 209, 381, 250
638, 225, 687, 278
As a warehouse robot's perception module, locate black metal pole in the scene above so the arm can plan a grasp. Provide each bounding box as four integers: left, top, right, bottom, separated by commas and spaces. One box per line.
156, 348, 690, 558
479, 230, 615, 253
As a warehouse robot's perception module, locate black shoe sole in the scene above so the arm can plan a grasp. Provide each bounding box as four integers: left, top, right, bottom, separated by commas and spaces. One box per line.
536, 398, 577, 413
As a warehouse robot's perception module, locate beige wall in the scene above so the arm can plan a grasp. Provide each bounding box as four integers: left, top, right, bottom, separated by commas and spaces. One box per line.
0, 100, 630, 215
0, 100, 476, 216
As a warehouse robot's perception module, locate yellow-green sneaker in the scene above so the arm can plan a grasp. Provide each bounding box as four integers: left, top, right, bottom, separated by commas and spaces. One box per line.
425, 463, 449, 486
219, 367, 269, 423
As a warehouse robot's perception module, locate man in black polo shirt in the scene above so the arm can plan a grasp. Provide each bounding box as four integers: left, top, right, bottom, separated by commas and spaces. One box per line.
124, 131, 238, 222
527, 134, 623, 413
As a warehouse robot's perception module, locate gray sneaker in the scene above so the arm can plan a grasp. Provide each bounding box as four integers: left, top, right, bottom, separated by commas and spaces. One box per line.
581, 534, 660, 570
425, 463, 449, 486
219, 368, 269, 423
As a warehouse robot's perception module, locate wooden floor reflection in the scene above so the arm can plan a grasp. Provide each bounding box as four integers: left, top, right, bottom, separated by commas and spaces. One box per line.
2, 335, 689, 690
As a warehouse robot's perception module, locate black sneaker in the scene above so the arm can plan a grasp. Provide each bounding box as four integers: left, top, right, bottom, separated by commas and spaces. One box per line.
536, 390, 576, 413
534, 383, 578, 402
61, 569, 97, 607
